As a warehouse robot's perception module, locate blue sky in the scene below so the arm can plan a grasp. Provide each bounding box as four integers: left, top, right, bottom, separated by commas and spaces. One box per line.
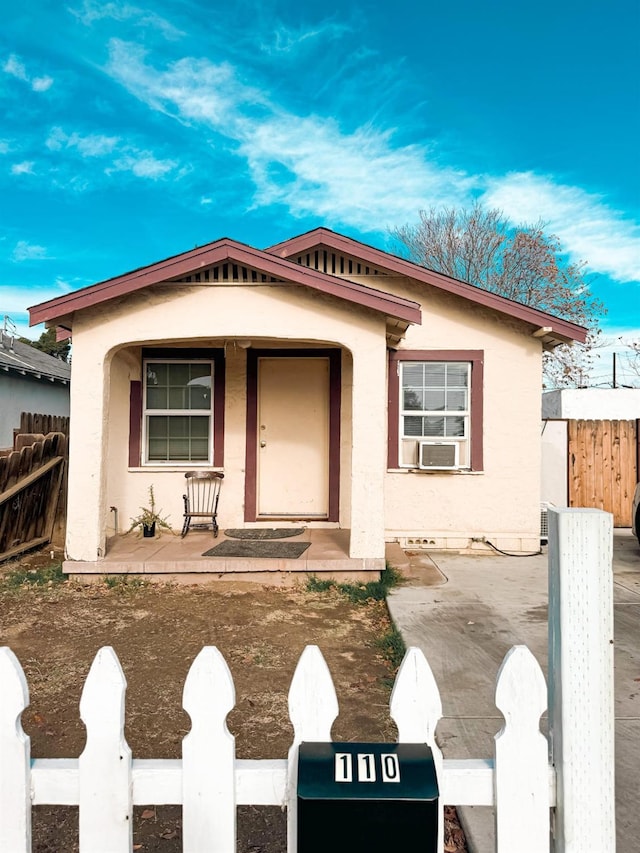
2, 0, 639, 384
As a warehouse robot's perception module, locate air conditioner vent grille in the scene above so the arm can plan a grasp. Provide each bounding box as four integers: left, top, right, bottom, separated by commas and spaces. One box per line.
419, 441, 458, 470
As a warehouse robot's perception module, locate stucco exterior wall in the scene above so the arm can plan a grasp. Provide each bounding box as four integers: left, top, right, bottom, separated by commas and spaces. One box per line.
362, 276, 542, 551
67, 282, 387, 562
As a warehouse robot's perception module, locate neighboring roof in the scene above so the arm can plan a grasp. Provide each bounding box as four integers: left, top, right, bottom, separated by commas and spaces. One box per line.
0, 333, 71, 384
28, 237, 421, 330
267, 228, 588, 347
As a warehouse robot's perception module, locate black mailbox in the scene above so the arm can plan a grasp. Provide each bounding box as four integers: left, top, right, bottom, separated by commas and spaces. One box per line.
297, 741, 439, 853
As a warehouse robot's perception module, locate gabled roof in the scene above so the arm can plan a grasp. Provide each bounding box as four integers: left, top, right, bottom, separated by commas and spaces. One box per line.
267, 228, 588, 346
28, 237, 421, 330
0, 334, 71, 384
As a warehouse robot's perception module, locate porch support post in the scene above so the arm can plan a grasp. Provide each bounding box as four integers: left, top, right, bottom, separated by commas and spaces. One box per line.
348, 337, 387, 561
65, 339, 109, 562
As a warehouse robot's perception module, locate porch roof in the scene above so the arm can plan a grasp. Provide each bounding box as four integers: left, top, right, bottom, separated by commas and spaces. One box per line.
28, 237, 421, 332
267, 228, 588, 348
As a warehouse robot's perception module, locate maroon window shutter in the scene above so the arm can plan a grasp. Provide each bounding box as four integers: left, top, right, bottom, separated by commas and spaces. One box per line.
129, 380, 142, 467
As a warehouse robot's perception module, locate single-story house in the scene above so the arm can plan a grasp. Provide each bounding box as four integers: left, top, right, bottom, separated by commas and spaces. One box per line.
28, 228, 586, 577
0, 330, 71, 449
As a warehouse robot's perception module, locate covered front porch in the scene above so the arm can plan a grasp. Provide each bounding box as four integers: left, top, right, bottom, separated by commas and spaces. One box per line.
64, 528, 391, 584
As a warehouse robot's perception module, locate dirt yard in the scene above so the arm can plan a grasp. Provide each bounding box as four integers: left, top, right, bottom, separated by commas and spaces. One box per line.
0, 547, 467, 852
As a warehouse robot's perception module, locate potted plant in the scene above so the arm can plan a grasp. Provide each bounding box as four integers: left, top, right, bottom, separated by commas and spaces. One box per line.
127, 485, 172, 537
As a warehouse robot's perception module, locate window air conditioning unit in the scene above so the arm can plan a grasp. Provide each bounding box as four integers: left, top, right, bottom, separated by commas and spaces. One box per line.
418, 441, 458, 470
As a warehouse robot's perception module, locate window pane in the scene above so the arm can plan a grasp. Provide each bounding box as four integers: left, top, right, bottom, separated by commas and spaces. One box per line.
168, 416, 189, 438
190, 439, 209, 460
147, 363, 167, 386
189, 381, 210, 410
446, 389, 467, 411
445, 416, 466, 437
424, 363, 445, 383
404, 416, 424, 437
446, 364, 468, 386
424, 388, 445, 411
168, 386, 187, 408
148, 438, 168, 460
190, 416, 209, 437
168, 363, 191, 386
403, 363, 424, 385
147, 387, 167, 409
148, 416, 168, 438
403, 388, 423, 410
168, 438, 190, 459
423, 417, 445, 437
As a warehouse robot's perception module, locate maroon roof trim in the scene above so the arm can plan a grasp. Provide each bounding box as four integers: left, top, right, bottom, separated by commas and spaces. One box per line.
267, 228, 587, 344
28, 238, 421, 328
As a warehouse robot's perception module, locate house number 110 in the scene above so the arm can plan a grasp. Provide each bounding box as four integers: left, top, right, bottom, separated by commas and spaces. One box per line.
334, 752, 400, 783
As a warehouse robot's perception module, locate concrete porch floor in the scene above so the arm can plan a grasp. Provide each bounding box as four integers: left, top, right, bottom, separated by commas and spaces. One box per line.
64, 527, 389, 584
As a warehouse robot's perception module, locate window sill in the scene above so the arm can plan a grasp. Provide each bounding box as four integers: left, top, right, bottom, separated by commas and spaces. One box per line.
387, 468, 483, 474
129, 466, 224, 473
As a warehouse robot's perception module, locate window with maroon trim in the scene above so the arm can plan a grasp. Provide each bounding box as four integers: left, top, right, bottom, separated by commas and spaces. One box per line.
129, 348, 225, 467
388, 351, 483, 471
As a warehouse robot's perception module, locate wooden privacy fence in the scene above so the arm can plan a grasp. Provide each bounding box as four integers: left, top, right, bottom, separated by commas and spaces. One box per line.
568, 418, 639, 525
0, 433, 67, 562
0, 510, 615, 852
18, 412, 69, 438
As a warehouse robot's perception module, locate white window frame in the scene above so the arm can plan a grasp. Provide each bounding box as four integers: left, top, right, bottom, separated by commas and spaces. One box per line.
142, 358, 214, 466
399, 360, 471, 470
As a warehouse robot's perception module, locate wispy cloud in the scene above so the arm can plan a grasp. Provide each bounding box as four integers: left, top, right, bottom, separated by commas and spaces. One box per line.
31, 76, 54, 92
3, 53, 54, 92
482, 172, 640, 283
11, 241, 49, 262
70, 0, 184, 39
11, 161, 35, 175
262, 21, 351, 55
0, 140, 9, 154
107, 150, 177, 179
104, 40, 475, 228
46, 127, 120, 157
3, 54, 28, 81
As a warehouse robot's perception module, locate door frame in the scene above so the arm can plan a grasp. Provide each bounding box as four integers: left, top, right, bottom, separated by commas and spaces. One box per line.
244, 348, 341, 522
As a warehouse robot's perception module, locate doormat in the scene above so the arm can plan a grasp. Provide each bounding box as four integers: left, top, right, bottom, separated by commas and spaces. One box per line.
223, 528, 305, 540
203, 540, 311, 559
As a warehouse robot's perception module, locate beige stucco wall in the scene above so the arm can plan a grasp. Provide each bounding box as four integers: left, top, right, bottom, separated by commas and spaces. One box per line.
66, 282, 388, 562
66, 270, 546, 563
357, 275, 543, 552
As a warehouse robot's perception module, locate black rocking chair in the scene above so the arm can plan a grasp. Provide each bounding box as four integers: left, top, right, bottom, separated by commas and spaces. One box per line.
181, 471, 224, 538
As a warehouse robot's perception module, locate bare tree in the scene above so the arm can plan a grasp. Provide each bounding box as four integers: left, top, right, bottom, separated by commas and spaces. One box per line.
391, 204, 605, 387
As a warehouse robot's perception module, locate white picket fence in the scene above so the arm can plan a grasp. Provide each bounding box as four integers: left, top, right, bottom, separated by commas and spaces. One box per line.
0, 508, 616, 853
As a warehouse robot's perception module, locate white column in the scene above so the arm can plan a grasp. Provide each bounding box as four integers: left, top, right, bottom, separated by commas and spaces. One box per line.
548, 508, 615, 852
348, 336, 387, 559
65, 337, 109, 561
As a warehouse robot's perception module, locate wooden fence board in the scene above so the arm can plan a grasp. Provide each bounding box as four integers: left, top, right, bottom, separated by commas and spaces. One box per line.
0, 434, 67, 562
568, 419, 638, 525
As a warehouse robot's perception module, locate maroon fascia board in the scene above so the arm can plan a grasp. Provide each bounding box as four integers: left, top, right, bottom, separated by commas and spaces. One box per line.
267, 227, 588, 344
28, 237, 421, 328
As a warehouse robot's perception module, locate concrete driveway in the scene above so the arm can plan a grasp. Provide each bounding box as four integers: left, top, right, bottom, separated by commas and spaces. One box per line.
387, 529, 639, 853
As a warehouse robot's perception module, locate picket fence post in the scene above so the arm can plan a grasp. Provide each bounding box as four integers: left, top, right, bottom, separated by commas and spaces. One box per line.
182, 646, 236, 853
79, 647, 133, 852
390, 647, 444, 853
548, 508, 615, 852
0, 648, 31, 853
494, 645, 548, 851
286, 645, 339, 853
